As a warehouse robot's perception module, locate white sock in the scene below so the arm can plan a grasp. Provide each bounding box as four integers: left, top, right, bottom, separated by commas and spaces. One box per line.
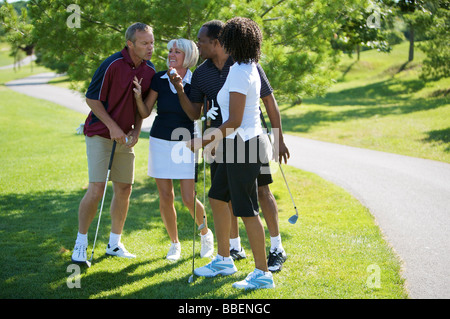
229, 237, 241, 251
270, 235, 283, 253
254, 268, 271, 276
201, 229, 211, 237
217, 254, 233, 262
76, 232, 88, 245
109, 232, 121, 247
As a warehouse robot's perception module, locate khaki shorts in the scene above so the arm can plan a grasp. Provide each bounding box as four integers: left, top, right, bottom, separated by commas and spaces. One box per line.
86, 135, 135, 184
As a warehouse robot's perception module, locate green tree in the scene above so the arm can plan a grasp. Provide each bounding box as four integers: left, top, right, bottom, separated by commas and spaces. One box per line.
331, 1, 392, 61
28, 0, 222, 91
394, 0, 437, 62
0, 0, 35, 67
418, 1, 449, 79
219, 0, 370, 102
23, 0, 406, 102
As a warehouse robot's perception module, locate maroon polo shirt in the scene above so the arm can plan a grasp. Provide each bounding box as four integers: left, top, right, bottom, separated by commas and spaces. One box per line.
84, 47, 156, 139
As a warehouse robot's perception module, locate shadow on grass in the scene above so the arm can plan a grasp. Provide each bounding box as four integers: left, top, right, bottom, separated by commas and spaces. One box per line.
0, 189, 85, 298
423, 127, 450, 152
0, 171, 288, 298
304, 78, 427, 107
281, 77, 448, 134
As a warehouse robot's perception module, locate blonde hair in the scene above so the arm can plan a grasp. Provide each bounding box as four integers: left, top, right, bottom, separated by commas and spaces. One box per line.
166, 38, 199, 69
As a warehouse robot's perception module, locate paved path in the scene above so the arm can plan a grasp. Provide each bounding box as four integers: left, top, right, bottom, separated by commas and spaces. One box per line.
0, 55, 36, 70
283, 135, 450, 299
5, 72, 450, 299
5, 72, 155, 131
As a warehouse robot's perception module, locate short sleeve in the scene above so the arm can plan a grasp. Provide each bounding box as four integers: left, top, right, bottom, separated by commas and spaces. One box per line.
189, 70, 204, 103
228, 66, 251, 95
150, 72, 162, 92
257, 64, 273, 98
85, 61, 113, 101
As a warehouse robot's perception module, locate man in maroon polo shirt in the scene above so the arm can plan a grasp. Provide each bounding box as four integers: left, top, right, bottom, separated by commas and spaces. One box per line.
72, 23, 156, 264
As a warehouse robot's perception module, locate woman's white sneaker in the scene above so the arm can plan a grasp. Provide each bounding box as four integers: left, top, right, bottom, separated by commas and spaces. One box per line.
194, 255, 237, 277
71, 242, 88, 263
232, 269, 275, 290
166, 242, 181, 261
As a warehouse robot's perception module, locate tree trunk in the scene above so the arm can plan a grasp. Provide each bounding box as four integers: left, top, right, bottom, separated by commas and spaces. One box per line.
408, 25, 414, 62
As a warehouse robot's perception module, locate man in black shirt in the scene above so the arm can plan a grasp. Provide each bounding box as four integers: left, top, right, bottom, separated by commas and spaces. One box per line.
172, 20, 290, 272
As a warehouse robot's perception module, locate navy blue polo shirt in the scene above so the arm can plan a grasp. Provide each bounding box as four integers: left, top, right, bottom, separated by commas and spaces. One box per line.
150, 71, 194, 141
84, 47, 156, 139
190, 56, 273, 128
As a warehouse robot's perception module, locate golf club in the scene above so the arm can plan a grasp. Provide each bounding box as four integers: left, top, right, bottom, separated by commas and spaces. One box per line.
198, 96, 209, 231
259, 111, 299, 224
87, 140, 117, 267
188, 97, 209, 283
188, 149, 199, 284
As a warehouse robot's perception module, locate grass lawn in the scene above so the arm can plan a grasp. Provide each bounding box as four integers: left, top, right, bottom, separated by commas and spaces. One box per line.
0, 42, 16, 67
279, 41, 450, 163
0, 66, 407, 299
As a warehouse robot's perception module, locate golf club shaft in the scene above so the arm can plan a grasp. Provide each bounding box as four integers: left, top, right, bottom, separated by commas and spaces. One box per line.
192, 189, 197, 274
202, 96, 208, 228
259, 111, 299, 217
191, 149, 199, 280
89, 140, 117, 261
278, 161, 299, 217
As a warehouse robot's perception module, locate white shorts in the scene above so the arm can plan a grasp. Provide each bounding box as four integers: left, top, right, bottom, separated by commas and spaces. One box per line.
148, 136, 195, 179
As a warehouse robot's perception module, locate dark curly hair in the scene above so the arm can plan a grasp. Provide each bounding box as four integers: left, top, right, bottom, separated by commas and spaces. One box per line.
219, 17, 262, 64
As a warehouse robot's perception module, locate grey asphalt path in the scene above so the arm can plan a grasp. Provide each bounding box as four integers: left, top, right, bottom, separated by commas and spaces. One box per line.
0, 55, 37, 70
6, 72, 450, 298
5, 72, 155, 131
284, 135, 450, 299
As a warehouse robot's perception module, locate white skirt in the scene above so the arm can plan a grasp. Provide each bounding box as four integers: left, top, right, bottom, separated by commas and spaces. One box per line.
148, 136, 195, 179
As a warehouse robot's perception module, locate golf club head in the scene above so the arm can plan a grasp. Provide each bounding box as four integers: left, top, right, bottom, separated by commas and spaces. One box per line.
198, 223, 206, 231
85, 260, 92, 268
288, 214, 298, 224
188, 275, 194, 283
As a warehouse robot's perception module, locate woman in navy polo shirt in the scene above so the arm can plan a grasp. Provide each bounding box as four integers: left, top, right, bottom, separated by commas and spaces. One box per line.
133, 39, 214, 261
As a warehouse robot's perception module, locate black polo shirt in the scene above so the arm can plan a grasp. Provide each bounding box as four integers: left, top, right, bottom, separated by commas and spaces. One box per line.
190, 56, 273, 128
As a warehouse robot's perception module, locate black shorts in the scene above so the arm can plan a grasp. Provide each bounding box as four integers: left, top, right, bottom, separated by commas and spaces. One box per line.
208, 135, 269, 217
210, 162, 273, 187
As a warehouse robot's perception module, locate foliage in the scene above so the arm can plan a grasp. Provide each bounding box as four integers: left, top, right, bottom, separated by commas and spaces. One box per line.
418, 1, 449, 79
219, 0, 367, 101
27, 0, 367, 101
0, 0, 34, 60
28, 0, 223, 91
2, 0, 447, 101
330, 0, 393, 57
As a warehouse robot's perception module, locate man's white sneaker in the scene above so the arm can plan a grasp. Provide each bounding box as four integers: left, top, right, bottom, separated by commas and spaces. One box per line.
166, 242, 181, 261
106, 242, 136, 258
232, 269, 275, 290
194, 255, 237, 277
200, 229, 214, 258
71, 242, 87, 263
